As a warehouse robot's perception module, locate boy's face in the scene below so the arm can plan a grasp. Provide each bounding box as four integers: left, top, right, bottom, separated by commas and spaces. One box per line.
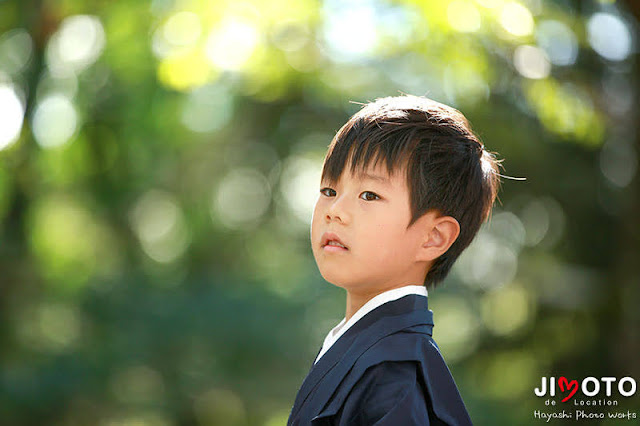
311, 159, 437, 297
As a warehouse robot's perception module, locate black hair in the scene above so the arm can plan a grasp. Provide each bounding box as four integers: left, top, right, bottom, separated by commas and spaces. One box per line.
321, 95, 503, 288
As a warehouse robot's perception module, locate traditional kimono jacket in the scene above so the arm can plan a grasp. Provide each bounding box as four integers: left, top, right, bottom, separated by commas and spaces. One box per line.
287, 292, 473, 425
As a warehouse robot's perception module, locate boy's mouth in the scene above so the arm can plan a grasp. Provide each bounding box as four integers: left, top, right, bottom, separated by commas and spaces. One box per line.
324, 241, 348, 251
321, 232, 349, 250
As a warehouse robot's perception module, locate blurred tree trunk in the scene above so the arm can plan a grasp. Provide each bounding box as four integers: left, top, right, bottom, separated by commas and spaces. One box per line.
0, 0, 49, 359
613, 0, 640, 378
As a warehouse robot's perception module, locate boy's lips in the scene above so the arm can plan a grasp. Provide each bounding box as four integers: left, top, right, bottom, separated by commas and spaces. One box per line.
321, 231, 349, 251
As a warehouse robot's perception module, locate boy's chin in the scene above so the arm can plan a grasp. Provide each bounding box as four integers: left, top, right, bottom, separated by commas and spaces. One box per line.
319, 272, 372, 291
318, 271, 353, 288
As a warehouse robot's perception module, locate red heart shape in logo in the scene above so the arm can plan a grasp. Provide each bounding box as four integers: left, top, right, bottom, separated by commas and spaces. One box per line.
558, 376, 578, 402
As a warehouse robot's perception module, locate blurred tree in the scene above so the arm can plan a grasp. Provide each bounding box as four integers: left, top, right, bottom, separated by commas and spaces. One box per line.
611, 0, 640, 383
0, 0, 638, 425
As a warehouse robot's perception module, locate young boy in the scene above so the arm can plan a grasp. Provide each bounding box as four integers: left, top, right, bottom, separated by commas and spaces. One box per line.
287, 95, 502, 425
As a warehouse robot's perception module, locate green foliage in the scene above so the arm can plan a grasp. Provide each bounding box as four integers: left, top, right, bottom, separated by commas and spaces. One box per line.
0, 0, 638, 424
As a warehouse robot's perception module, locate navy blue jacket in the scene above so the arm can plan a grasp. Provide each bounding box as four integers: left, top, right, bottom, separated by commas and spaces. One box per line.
287, 294, 473, 425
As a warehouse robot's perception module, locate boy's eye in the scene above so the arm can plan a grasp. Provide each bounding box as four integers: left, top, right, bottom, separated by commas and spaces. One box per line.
319, 188, 380, 201
319, 187, 335, 197
360, 191, 380, 201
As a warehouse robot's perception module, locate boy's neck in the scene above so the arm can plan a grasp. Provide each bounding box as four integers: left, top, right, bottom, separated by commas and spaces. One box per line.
344, 285, 404, 322
345, 291, 371, 323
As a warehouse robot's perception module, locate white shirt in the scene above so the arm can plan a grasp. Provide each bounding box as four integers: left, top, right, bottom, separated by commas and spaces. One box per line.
314, 285, 428, 365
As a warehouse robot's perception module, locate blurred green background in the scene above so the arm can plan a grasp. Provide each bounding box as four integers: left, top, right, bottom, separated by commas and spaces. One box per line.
0, 0, 639, 425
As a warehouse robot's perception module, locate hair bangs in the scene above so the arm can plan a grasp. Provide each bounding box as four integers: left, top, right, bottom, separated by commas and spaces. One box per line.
321, 120, 417, 187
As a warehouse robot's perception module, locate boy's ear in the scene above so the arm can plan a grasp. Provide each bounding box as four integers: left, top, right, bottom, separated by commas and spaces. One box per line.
416, 214, 460, 262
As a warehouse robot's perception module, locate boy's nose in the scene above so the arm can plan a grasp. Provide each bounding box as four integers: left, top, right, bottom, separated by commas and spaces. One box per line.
326, 211, 343, 223
326, 198, 349, 223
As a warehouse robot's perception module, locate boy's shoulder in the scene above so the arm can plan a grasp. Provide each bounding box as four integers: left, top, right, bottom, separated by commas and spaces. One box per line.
363, 325, 443, 362
352, 328, 452, 393
314, 329, 472, 425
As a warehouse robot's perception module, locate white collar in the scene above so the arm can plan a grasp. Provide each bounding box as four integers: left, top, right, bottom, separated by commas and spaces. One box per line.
314, 285, 428, 364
